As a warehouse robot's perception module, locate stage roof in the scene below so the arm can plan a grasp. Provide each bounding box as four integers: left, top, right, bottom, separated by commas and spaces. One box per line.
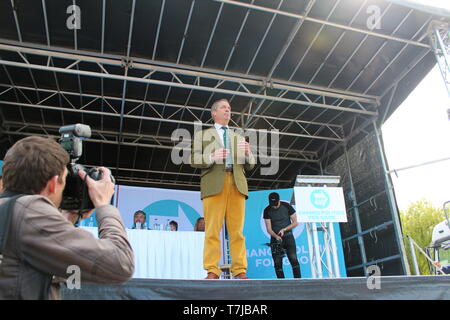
0, 0, 448, 190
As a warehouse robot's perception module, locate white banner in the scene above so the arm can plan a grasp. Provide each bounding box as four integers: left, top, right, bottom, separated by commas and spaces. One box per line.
294, 187, 347, 223
115, 185, 203, 231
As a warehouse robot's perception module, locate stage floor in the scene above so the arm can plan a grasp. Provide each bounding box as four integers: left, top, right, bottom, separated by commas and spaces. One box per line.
61, 275, 450, 300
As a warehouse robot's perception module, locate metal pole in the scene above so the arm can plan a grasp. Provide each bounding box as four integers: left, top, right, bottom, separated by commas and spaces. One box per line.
323, 223, 333, 277
408, 236, 445, 275
329, 222, 341, 277
430, 22, 450, 97
433, 23, 450, 77
115, 62, 129, 177
372, 122, 411, 275
343, 144, 368, 276
408, 235, 420, 275
306, 223, 316, 278
312, 223, 323, 278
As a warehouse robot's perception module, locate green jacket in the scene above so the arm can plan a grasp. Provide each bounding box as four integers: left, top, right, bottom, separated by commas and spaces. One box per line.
190, 127, 256, 199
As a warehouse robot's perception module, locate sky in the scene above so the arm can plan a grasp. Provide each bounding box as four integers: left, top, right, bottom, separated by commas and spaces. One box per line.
411, 0, 450, 11
382, 65, 450, 212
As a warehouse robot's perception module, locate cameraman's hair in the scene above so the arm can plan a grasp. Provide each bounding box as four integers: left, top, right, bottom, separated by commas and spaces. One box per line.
3, 136, 69, 194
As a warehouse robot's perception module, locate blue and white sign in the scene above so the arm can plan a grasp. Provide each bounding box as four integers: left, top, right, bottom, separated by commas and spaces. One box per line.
115, 185, 203, 231
244, 188, 347, 279
295, 187, 347, 223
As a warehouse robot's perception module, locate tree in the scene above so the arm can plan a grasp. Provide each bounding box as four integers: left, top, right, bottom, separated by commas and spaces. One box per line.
400, 199, 445, 275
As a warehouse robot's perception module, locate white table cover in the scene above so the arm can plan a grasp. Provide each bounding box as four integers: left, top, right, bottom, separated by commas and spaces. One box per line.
82, 227, 207, 279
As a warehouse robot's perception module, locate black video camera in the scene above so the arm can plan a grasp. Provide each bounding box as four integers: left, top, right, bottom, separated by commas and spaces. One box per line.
265, 240, 286, 258
59, 124, 114, 211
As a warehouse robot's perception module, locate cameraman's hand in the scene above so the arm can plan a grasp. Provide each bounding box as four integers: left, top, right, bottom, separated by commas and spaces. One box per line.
78, 167, 115, 208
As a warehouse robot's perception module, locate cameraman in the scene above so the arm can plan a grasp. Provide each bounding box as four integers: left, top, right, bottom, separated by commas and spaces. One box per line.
263, 192, 301, 279
0, 136, 134, 299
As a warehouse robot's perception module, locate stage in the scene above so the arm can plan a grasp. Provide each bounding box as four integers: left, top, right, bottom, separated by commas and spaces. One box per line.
61, 276, 450, 300
1, 1, 450, 304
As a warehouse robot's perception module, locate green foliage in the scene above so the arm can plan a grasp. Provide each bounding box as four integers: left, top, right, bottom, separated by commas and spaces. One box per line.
400, 199, 445, 275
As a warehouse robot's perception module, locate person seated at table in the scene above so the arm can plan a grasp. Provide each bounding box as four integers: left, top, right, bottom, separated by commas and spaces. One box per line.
169, 220, 178, 231
132, 210, 147, 229
194, 217, 205, 232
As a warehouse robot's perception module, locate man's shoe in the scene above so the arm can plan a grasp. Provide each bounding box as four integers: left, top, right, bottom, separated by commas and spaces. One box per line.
233, 273, 249, 279
205, 272, 220, 279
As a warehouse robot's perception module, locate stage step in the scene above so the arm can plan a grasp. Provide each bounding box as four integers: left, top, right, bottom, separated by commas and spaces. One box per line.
61, 276, 450, 300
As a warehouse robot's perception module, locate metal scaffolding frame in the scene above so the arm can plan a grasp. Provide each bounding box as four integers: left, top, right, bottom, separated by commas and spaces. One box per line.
429, 20, 450, 97
343, 143, 368, 276
0, 0, 437, 190
247, 2, 433, 189
0, 0, 447, 277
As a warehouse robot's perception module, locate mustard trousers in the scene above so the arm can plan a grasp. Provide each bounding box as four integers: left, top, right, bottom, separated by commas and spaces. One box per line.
202, 172, 247, 277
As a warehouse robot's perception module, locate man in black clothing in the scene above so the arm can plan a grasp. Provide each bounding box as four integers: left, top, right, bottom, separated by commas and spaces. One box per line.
263, 192, 301, 279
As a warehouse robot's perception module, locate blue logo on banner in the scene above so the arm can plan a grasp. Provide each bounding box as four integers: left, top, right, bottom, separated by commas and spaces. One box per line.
143, 200, 201, 227
310, 189, 330, 209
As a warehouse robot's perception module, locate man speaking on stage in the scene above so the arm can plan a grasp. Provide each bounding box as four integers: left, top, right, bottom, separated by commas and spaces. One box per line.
190, 98, 255, 279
